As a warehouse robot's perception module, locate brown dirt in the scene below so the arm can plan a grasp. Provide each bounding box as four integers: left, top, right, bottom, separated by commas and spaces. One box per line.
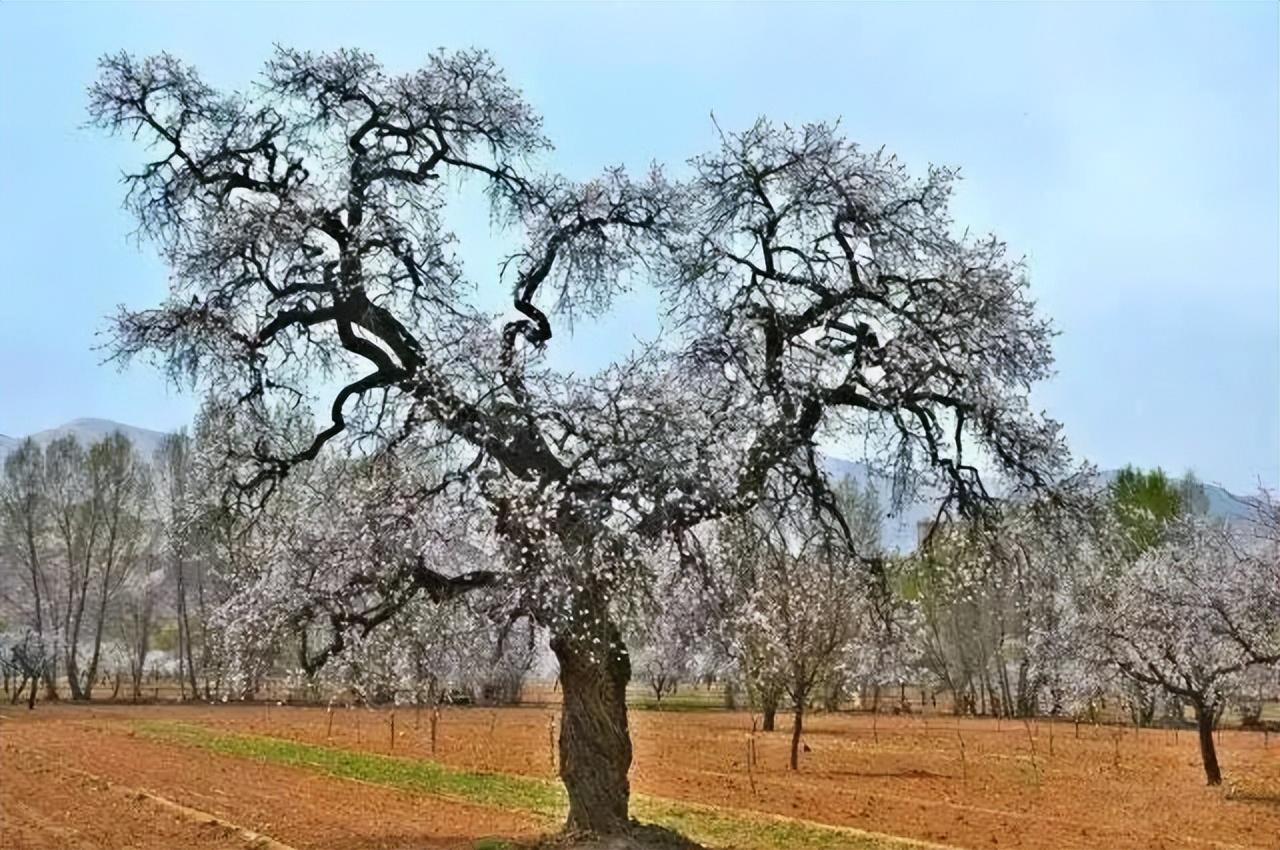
3, 702, 1277, 850
0, 705, 540, 849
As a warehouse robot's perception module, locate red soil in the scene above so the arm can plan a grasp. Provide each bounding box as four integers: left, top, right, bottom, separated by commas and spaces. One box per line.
3, 702, 1276, 849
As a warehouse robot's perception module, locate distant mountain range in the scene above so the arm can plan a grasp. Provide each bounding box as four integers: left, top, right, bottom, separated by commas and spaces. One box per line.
0, 419, 1253, 552
821, 457, 1254, 551
0, 418, 168, 462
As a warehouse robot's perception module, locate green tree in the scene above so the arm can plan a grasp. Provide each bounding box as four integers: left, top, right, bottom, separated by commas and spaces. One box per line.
1109, 466, 1183, 555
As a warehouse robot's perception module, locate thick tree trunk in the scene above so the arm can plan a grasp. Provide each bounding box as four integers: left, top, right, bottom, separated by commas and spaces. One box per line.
1194, 702, 1222, 786
551, 624, 632, 834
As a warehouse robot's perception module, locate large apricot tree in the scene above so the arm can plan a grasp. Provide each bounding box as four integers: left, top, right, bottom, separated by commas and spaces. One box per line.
91, 48, 1063, 834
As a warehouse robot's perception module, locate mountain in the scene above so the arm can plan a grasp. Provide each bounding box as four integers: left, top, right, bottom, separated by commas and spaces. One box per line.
0, 418, 169, 462
822, 456, 1254, 552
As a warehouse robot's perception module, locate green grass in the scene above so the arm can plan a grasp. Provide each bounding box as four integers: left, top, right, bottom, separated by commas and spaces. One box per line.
134, 720, 948, 850
134, 720, 565, 820
626, 685, 728, 712
631, 797, 947, 850
470, 840, 514, 850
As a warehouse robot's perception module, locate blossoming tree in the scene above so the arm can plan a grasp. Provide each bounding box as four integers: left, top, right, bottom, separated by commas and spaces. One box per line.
92, 48, 1064, 834
1079, 515, 1280, 784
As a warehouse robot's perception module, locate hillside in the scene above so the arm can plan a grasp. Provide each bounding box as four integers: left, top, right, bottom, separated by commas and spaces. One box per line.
0, 417, 169, 461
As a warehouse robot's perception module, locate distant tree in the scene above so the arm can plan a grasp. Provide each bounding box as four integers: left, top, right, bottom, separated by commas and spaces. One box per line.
707, 487, 867, 770
154, 431, 201, 698
1178, 471, 1210, 517
0, 441, 58, 699
0, 630, 47, 709
80, 434, 152, 699
822, 477, 883, 711
1108, 466, 1183, 554
904, 474, 1104, 718
118, 554, 162, 701
1079, 517, 1280, 785
633, 596, 694, 705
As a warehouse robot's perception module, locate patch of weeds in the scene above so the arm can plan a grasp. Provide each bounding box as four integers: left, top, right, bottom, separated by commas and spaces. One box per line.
134, 720, 565, 821
633, 798, 946, 850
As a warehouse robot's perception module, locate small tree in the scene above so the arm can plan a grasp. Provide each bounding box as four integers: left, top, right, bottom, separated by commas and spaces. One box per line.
708, 489, 866, 770
1082, 517, 1280, 785
0, 630, 47, 709
154, 430, 202, 699
633, 600, 693, 705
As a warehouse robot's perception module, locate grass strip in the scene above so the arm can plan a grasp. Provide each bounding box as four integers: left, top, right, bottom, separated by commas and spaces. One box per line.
134, 720, 951, 850
134, 720, 565, 820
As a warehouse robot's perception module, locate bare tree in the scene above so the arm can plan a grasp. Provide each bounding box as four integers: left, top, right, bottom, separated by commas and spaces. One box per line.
79, 433, 151, 698
45, 435, 96, 699
118, 546, 163, 701
154, 431, 201, 698
633, 588, 696, 705
1, 441, 58, 699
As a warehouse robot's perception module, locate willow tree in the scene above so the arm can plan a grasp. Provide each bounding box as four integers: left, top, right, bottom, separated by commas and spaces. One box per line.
92, 48, 1064, 835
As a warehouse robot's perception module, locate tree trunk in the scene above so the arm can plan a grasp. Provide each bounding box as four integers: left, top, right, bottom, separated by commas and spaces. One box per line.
176, 563, 199, 697
1194, 702, 1222, 786
64, 648, 86, 701
789, 702, 805, 770
761, 690, 778, 732
42, 655, 58, 701
822, 677, 842, 712
551, 624, 632, 834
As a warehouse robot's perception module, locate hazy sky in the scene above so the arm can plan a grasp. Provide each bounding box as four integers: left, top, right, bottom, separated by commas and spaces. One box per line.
1, 2, 1276, 492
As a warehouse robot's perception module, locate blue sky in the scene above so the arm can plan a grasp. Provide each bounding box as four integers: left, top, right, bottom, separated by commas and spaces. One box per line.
1, 2, 1276, 492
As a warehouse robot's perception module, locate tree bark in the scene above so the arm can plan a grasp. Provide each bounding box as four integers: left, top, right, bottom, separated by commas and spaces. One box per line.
760, 686, 780, 732
789, 703, 805, 770
551, 623, 632, 834
64, 647, 86, 701
822, 677, 842, 712
1194, 701, 1222, 786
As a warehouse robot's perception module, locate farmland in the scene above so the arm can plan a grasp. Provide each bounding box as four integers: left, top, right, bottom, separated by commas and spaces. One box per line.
3, 701, 1276, 850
